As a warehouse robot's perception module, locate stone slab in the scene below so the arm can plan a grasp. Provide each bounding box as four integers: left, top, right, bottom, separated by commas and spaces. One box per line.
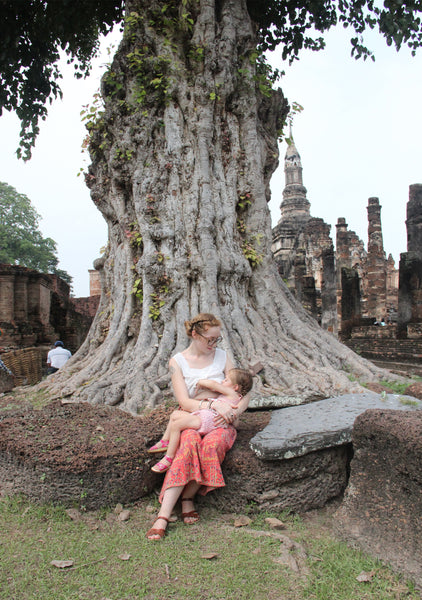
250, 392, 422, 460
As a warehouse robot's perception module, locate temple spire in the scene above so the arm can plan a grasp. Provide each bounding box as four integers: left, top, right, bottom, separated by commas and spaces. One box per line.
279, 128, 310, 223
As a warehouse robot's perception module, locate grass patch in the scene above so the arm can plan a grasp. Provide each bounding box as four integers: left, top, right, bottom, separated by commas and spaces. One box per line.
379, 379, 414, 395
0, 496, 419, 600
399, 397, 420, 406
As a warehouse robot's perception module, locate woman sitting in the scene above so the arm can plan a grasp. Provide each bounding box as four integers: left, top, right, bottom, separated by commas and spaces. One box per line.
146, 312, 251, 540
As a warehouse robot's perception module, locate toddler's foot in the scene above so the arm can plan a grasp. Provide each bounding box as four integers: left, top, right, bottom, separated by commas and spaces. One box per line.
151, 455, 173, 473
147, 439, 169, 454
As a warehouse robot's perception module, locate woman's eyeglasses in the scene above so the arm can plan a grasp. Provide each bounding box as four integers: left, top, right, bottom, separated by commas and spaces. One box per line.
196, 332, 222, 346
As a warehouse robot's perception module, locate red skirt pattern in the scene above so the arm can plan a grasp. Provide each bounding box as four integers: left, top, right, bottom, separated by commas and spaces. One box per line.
159, 426, 237, 503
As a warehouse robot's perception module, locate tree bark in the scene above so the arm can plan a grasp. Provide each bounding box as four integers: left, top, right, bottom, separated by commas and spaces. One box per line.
44, 0, 385, 413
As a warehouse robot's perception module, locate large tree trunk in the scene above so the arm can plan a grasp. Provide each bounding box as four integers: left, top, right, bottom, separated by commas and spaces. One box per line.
45, 0, 385, 413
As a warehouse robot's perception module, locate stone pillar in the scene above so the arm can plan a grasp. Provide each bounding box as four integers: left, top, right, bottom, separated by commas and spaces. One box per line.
89, 269, 101, 296
321, 247, 337, 333
336, 218, 351, 332
398, 184, 422, 332
340, 267, 361, 338
0, 273, 15, 322
386, 254, 398, 323
406, 183, 422, 254
14, 274, 29, 321
293, 249, 317, 318
365, 198, 387, 320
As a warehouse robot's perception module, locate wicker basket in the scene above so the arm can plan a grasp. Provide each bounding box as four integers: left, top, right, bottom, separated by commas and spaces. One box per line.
1, 347, 43, 386
0, 370, 14, 393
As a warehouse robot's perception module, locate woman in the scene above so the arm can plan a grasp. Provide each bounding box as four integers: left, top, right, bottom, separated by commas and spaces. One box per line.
147, 313, 241, 540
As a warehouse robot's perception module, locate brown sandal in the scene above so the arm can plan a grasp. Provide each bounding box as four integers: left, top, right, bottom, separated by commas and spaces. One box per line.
146, 516, 169, 540
181, 498, 200, 524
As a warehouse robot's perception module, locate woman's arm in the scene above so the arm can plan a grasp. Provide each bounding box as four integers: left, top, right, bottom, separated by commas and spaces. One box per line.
211, 354, 239, 425
169, 357, 202, 412
230, 393, 251, 427
233, 393, 250, 416
196, 378, 239, 402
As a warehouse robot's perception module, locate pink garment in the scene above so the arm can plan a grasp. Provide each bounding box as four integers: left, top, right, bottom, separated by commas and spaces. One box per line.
192, 394, 242, 435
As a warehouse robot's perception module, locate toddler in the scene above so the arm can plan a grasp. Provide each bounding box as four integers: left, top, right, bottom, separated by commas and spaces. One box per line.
149, 368, 253, 473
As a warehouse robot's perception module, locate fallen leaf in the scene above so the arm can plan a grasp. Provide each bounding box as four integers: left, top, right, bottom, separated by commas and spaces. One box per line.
201, 552, 218, 560
51, 560, 74, 569
356, 570, 376, 582
118, 553, 131, 561
265, 517, 286, 530
117, 509, 130, 522
65, 509, 82, 522
234, 515, 252, 527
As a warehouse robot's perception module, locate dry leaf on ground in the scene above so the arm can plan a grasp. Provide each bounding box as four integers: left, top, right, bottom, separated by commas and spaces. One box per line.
51, 560, 74, 569
234, 515, 252, 527
356, 570, 376, 582
117, 510, 131, 521
201, 552, 218, 560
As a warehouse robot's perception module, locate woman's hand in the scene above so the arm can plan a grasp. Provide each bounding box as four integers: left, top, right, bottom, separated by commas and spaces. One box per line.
212, 401, 237, 426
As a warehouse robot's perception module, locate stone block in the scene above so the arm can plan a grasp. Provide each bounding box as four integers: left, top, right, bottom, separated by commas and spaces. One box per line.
250, 392, 422, 460
335, 409, 422, 590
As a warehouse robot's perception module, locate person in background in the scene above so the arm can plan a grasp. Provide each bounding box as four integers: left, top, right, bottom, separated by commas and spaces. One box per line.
0, 356, 13, 377
47, 341, 72, 375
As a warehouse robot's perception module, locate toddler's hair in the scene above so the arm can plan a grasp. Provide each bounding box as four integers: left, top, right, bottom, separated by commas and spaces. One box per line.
185, 313, 221, 337
229, 368, 253, 396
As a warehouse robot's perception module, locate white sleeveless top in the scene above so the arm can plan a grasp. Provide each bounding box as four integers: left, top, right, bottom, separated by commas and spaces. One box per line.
173, 348, 227, 398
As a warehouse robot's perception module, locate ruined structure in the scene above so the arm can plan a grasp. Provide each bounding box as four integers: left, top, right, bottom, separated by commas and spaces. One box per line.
0, 264, 100, 353
398, 184, 422, 337
271, 137, 336, 331
272, 135, 400, 335
272, 135, 422, 371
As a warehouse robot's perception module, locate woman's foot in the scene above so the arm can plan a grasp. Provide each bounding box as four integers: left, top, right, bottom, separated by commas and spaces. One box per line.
146, 516, 169, 540
151, 455, 173, 473
181, 498, 200, 524
148, 439, 169, 454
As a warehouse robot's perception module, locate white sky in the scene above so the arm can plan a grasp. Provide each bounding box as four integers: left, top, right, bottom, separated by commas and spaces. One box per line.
0, 25, 421, 297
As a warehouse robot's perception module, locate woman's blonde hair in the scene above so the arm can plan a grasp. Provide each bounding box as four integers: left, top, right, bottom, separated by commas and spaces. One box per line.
184, 313, 221, 337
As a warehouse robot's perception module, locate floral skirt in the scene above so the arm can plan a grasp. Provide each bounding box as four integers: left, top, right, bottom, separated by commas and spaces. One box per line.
159, 426, 237, 503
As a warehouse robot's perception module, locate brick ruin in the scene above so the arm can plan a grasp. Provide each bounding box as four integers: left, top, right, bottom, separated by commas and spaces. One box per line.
272, 139, 337, 332
0, 264, 100, 362
272, 136, 421, 369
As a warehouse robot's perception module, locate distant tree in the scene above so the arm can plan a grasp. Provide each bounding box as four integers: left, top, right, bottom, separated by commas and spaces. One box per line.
0, 181, 72, 284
